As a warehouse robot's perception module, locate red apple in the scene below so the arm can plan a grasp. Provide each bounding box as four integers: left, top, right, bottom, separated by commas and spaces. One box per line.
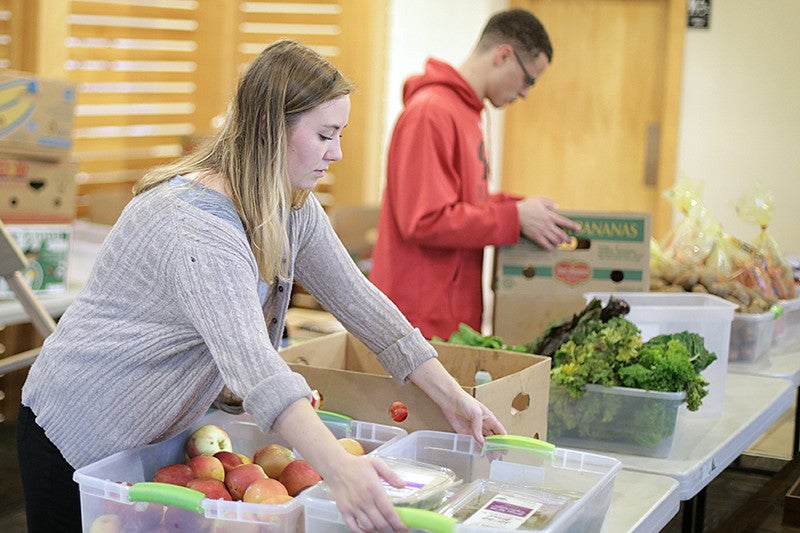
187, 478, 233, 501
187, 455, 225, 481
390, 401, 408, 422
252, 443, 294, 479
89, 514, 121, 533
213, 451, 243, 473
338, 437, 365, 455
225, 463, 267, 501
242, 478, 290, 504
278, 460, 322, 496
185, 424, 233, 459
153, 463, 194, 486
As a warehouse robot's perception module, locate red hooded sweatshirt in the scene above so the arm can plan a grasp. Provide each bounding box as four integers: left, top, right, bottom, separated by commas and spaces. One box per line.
370, 58, 522, 340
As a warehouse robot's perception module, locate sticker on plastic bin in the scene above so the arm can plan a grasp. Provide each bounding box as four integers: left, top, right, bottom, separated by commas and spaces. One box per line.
462, 493, 542, 528
490, 461, 545, 487
382, 470, 438, 500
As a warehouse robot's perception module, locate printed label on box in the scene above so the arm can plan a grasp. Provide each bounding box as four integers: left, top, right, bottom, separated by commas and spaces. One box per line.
463, 494, 542, 528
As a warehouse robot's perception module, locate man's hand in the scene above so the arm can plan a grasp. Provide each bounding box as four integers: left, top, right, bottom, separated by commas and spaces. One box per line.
516, 197, 582, 250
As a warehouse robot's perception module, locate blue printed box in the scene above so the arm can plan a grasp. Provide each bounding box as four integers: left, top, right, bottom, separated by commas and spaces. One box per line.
493, 211, 650, 345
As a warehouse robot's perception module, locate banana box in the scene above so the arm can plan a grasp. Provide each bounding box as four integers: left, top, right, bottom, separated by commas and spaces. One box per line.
0, 156, 77, 223
0, 71, 76, 161
493, 210, 651, 345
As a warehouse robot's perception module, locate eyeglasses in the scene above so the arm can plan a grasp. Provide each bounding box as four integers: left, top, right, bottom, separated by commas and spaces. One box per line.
512, 48, 536, 88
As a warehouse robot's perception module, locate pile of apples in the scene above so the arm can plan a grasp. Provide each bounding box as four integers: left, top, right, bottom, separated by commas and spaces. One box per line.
89, 423, 365, 532
154, 423, 365, 503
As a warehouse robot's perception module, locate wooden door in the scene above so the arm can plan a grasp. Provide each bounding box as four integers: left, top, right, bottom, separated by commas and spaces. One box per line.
504, 0, 685, 240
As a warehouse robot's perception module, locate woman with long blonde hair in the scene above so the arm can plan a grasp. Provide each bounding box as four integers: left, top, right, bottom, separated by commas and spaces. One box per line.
18, 40, 505, 533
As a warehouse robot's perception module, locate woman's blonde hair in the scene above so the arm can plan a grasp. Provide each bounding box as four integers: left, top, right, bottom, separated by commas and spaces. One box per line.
134, 39, 354, 282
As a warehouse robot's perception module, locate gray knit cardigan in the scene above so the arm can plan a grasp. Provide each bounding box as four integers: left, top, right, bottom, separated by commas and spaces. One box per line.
22, 179, 435, 469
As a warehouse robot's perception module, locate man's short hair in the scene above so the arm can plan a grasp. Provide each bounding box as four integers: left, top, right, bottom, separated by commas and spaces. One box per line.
479, 8, 553, 62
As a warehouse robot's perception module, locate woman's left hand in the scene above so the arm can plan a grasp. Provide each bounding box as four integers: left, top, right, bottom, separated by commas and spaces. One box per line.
439, 389, 506, 443
409, 358, 507, 443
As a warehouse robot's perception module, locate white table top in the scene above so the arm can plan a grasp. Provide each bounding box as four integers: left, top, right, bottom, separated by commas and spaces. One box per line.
728, 338, 800, 385
602, 470, 680, 533
586, 373, 794, 501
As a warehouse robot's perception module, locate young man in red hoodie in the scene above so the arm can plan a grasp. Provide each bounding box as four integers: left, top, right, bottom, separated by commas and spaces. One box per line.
370, 8, 581, 340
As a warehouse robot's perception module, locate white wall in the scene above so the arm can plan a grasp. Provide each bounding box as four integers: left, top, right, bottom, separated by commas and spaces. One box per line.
384, 0, 799, 259
676, 0, 800, 255
383, 0, 507, 194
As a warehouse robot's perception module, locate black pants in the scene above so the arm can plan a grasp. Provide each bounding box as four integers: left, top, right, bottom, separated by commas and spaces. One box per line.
16, 404, 82, 533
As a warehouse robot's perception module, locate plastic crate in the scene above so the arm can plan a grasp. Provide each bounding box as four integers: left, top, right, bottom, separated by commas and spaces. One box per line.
301, 430, 622, 533
729, 310, 776, 363
584, 292, 736, 417
73, 409, 406, 532
775, 296, 800, 345
548, 384, 686, 458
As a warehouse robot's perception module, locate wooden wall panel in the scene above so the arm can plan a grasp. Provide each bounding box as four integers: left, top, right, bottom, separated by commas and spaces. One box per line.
1, 0, 389, 223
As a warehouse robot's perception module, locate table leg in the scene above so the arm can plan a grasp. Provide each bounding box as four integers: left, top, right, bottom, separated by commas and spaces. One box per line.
794, 386, 800, 458
681, 487, 707, 533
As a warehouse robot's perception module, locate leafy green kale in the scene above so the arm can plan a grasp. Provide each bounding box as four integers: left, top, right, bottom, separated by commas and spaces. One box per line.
550, 316, 643, 397
642, 331, 717, 373
549, 315, 715, 412
616, 337, 711, 411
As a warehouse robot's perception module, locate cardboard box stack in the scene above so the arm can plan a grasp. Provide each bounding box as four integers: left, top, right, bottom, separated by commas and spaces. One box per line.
493, 210, 651, 345
0, 70, 77, 297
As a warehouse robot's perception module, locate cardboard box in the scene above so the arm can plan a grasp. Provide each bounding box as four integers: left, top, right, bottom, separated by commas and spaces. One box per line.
493, 292, 588, 346
0, 156, 77, 223
0, 224, 71, 298
280, 331, 551, 439
493, 210, 651, 344
0, 71, 76, 161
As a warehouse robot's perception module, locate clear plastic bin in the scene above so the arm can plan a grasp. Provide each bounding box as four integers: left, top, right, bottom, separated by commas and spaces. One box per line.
774, 296, 800, 345
548, 384, 686, 458
301, 431, 621, 533
729, 310, 776, 363
584, 292, 736, 417
73, 409, 406, 532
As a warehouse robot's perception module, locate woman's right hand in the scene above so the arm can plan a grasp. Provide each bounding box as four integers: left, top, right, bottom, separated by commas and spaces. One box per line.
273, 398, 407, 532
322, 454, 408, 533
